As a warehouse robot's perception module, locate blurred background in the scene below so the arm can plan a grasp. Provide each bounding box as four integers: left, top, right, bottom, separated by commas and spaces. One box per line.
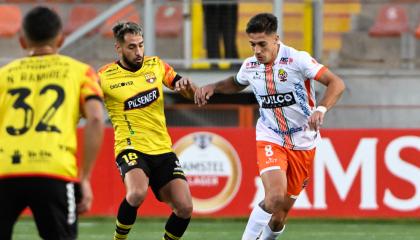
1, 0, 420, 129
1, 0, 418, 239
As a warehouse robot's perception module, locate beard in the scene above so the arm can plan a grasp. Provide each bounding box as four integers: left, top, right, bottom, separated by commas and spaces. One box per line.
122, 54, 143, 71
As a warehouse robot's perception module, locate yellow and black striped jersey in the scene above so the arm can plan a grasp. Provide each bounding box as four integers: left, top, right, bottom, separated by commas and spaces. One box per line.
98, 56, 178, 156
0, 54, 103, 181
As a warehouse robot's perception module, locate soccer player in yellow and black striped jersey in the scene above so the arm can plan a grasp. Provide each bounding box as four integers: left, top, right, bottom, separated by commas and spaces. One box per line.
0, 6, 104, 240
99, 22, 196, 240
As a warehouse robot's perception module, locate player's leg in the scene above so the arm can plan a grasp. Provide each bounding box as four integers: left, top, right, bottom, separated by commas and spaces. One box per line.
159, 179, 193, 240
259, 148, 315, 240
258, 197, 294, 240
114, 150, 150, 240
242, 141, 289, 240
0, 178, 27, 240
150, 152, 192, 240
29, 178, 78, 240
242, 199, 272, 240
242, 169, 288, 240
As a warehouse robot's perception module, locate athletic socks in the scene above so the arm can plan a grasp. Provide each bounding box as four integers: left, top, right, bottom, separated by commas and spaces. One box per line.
113, 198, 139, 240
113, 199, 190, 239
241, 204, 272, 240
163, 212, 191, 240
259, 224, 285, 240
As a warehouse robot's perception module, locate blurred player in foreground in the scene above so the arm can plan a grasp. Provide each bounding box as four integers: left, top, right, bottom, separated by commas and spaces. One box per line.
98, 21, 196, 240
195, 13, 345, 240
0, 6, 104, 240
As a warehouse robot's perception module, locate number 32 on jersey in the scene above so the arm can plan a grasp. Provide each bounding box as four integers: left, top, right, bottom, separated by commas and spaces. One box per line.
7, 84, 65, 136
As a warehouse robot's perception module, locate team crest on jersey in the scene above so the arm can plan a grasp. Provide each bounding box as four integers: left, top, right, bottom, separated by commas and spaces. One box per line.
144, 72, 156, 83
278, 69, 288, 82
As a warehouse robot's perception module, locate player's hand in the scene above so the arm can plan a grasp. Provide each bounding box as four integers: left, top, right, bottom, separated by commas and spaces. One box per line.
194, 84, 215, 107
77, 179, 93, 214
175, 76, 197, 100
308, 110, 325, 131
175, 77, 193, 92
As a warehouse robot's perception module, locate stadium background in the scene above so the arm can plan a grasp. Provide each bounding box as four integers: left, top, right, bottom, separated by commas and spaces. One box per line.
0, 0, 418, 239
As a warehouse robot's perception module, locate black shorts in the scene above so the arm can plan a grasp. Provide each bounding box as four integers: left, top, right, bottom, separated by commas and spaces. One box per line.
0, 177, 81, 240
116, 149, 187, 200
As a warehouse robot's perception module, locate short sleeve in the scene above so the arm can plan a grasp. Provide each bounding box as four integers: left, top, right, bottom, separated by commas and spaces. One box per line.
80, 67, 103, 105
234, 62, 250, 86
161, 59, 177, 89
297, 51, 327, 80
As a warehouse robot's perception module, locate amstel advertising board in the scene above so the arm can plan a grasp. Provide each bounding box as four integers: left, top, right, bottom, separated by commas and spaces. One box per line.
81, 128, 420, 218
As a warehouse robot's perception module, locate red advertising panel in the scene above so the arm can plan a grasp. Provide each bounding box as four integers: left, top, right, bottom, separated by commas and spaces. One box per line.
80, 128, 420, 218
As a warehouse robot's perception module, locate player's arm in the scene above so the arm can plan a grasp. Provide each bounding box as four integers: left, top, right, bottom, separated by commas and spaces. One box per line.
316, 69, 345, 110
194, 76, 247, 106
173, 75, 197, 100
78, 98, 104, 213
308, 69, 345, 130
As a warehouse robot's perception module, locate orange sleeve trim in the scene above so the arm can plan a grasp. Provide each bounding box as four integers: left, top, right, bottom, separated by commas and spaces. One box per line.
314, 66, 328, 80
85, 67, 99, 82
305, 78, 315, 107
98, 62, 115, 75
79, 83, 103, 105
163, 61, 177, 88
83, 82, 103, 97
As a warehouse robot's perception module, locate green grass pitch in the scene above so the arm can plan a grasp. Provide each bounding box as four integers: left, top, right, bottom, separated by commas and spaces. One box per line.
13, 217, 420, 240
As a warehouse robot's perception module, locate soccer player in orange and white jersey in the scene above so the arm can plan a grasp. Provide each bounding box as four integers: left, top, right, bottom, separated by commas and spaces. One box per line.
98, 22, 196, 240
195, 13, 345, 240
0, 6, 104, 240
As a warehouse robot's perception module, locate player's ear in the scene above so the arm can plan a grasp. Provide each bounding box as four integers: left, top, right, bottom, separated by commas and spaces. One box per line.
56, 32, 65, 48
115, 41, 122, 55
19, 31, 28, 49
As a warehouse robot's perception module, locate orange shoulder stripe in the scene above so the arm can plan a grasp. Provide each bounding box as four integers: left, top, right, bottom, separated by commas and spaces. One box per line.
98, 62, 116, 75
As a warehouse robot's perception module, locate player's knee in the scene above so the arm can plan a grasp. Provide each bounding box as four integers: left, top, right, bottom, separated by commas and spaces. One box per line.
126, 187, 147, 207
174, 202, 193, 219
264, 192, 286, 213
270, 214, 286, 229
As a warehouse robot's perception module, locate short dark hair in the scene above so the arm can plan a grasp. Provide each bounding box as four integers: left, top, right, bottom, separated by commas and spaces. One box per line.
112, 22, 143, 42
23, 6, 62, 43
246, 13, 278, 35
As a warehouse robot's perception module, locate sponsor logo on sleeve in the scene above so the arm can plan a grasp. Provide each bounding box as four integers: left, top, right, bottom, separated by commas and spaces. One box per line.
294, 83, 311, 116
124, 88, 159, 110
260, 92, 296, 108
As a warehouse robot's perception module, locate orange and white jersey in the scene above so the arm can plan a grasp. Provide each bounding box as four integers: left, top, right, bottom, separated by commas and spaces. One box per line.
235, 43, 327, 150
